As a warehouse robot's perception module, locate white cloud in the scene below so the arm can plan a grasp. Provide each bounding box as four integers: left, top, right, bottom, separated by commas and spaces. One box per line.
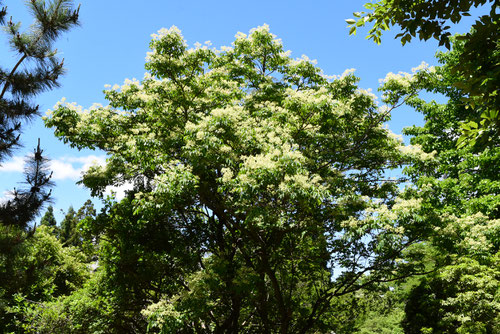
65, 155, 107, 169
104, 182, 134, 201
49, 160, 81, 180
0, 154, 107, 181
1, 154, 135, 202
0, 190, 15, 204
0, 156, 25, 172
49, 155, 106, 181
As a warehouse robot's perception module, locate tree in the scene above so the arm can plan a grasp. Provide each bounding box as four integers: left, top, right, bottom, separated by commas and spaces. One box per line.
60, 200, 96, 249
0, 225, 89, 331
377, 38, 500, 333
60, 206, 77, 245
0, 139, 53, 230
0, 0, 80, 230
353, 281, 408, 334
40, 205, 57, 227
20, 269, 114, 334
347, 0, 499, 148
46, 25, 433, 333
0, 1, 80, 330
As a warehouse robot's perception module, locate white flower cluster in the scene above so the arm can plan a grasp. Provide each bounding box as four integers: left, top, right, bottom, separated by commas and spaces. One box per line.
380, 71, 414, 88
342, 197, 423, 234
411, 61, 435, 73
150, 25, 182, 41
50, 97, 82, 113
437, 213, 499, 255
386, 128, 404, 144
141, 299, 181, 329
356, 88, 378, 101
398, 144, 436, 161
234, 31, 247, 40
333, 68, 356, 80
285, 87, 332, 108
121, 78, 141, 92
290, 54, 318, 67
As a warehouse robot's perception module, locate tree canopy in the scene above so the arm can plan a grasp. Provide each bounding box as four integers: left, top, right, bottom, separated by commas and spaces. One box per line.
43, 25, 436, 332
40, 205, 57, 227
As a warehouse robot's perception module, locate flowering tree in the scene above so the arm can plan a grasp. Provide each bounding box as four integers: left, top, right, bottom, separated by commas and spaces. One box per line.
46, 26, 430, 333
390, 41, 500, 334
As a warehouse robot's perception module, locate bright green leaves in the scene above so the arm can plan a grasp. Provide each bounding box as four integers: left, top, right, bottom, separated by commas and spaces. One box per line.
458, 107, 500, 149
350, 1, 500, 148
389, 36, 500, 334
346, 1, 388, 44
44, 25, 429, 332
348, 0, 493, 47
0, 224, 89, 331
233, 25, 289, 75
403, 255, 500, 333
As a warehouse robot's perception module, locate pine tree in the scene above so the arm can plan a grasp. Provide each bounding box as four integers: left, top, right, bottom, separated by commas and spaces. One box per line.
75, 199, 96, 222
59, 200, 95, 248
0, 0, 80, 231
0, 5, 79, 327
60, 205, 76, 245
40, 204, 57, 227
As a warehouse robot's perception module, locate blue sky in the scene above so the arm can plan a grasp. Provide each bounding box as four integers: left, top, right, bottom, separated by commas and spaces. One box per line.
0, 0, 487, 222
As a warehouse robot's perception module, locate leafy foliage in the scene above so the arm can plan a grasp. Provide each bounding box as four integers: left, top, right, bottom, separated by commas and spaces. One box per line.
44, 25, 434, 332
346, 0, 496, 46
40, 205, 57, 228
21, 270, 115, 334
377, 39, 500, 333
348, 0, 500, 148
0, 225, 89, 332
